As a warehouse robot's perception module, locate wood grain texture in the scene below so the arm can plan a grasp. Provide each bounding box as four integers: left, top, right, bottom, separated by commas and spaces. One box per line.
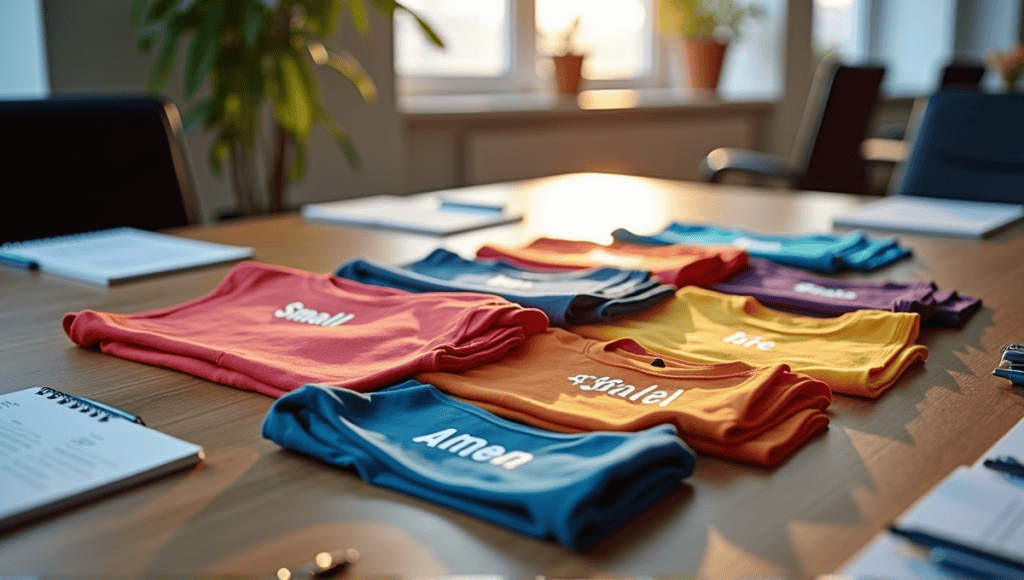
2, 173, 1022, 578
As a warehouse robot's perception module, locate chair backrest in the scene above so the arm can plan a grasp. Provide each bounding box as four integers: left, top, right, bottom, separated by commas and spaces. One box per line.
892, 91, 1024, 205
938, 61, 986, 88
790, 59, 886, 194
0, 95, 199, 245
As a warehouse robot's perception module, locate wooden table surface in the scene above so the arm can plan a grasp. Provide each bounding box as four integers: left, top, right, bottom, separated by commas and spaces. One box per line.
3, 173, 1023, 578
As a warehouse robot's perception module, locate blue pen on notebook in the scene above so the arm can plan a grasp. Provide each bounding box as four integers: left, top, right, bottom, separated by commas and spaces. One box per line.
0, 253, 38, 270
983, 455, 1024, 479
889, 525, 1024, 573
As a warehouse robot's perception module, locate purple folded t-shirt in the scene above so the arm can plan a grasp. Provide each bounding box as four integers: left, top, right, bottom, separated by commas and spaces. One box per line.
705, 259, 980, 327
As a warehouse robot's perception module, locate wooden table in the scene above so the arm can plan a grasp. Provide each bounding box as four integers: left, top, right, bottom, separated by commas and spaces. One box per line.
3, 173, 1023, 578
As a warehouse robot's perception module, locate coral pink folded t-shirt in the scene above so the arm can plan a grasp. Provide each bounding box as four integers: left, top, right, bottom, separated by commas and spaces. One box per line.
63, 261, 549, 397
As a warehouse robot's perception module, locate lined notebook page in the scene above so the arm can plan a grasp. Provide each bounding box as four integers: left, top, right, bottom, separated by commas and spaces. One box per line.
0, 387, 203, 531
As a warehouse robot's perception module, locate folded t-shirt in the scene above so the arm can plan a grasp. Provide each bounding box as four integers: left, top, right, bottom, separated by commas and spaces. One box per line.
335, 248, 675, 327
418, 329, 831, 467
262, 381, 697, 549
612, 223, 911, 273
63, 261, 549, 397
476, 237, 748, 286
707, 258, 981, 327
571, 286, 928, 398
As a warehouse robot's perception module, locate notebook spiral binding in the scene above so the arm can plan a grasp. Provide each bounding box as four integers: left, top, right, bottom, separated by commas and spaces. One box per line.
1, 227, 133, 250
35, 387, 113, 422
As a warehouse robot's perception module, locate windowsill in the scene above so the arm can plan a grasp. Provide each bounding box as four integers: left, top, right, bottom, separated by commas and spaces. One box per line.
399, 87, 777, 123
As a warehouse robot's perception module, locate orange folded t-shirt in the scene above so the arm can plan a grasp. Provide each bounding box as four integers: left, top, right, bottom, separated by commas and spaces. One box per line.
476, 238, 747, 287
571, 286, 928, 398
417, 329, 831, 467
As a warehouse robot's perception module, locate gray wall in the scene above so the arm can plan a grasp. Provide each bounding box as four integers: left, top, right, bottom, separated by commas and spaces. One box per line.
42, 0, 405, 222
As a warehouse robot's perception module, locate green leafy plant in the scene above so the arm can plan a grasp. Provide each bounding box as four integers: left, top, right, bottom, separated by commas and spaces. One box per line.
659, 0, 762, 42
132, 0, 443, 215
555, 16, 583, 57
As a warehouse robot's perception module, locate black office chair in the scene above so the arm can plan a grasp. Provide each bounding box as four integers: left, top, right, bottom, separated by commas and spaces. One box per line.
0, 95, 199, 244
698, 59, 886, 194
890, 91, 1024, 204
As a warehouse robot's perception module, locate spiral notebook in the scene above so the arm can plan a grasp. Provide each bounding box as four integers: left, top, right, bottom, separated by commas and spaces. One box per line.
0, 227, 253, 285
0, 387, 204, 532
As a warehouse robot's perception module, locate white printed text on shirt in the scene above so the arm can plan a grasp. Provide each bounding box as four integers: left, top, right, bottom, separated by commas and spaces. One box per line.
567, 374, 684, 407
412, 428, 534, 469
273, 301, 355, 327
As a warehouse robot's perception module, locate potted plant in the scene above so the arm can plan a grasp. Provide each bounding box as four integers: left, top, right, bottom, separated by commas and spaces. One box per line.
988, 42, 1024, 92
550, 17, 585, 95
132, 0, 442, 216
659, 0, 761, 91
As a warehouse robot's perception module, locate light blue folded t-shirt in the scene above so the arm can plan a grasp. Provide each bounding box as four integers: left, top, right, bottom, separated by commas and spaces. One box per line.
262, 381, 696, 549
612, 222, 911, 273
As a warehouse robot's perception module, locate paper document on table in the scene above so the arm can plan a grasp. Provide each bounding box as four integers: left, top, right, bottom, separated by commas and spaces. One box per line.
842, 465, 1024, 578
973, 415, 1024, 466
302, 194, 522, 236
833, 195, 1024, 238
900, 466, 1024, 558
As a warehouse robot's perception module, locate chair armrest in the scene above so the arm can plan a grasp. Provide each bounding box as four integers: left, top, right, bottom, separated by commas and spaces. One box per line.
698, 147, 798, 185
874, 123, 906, 140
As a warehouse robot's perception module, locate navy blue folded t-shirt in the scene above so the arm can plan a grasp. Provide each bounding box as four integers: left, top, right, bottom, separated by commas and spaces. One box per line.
262, 381, 696, 549
335, 248, 675, 327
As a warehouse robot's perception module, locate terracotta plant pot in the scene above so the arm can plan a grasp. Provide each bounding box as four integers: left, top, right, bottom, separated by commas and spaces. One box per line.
553, 54, 585, 95
682, 39, 728, 90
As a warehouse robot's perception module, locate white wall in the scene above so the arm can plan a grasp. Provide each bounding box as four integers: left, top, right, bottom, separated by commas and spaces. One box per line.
41, 0, 405, 222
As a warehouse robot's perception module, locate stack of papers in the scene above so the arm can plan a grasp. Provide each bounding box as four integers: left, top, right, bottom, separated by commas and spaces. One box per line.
842, 416, 1024, 578
833, 196, 1024, 238
302, 193, 523, 236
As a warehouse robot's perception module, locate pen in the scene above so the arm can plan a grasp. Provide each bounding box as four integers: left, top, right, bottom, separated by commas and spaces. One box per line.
983, 455, 1024, 479
277, 548, 359, 580
889, 525, 1024, 573
439, 201, 504, 215
931, 546, 1024, 580
0, 253, 38, 270
76, 395, 146, 425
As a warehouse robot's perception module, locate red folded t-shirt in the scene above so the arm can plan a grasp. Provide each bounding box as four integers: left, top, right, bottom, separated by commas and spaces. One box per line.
63, 261, 549, 397
476, 238, 747, 287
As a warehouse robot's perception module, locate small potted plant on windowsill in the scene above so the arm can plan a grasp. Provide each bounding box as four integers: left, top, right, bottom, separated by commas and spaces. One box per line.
551, 17, 585, 95
659, 0, 762, 91
988, 42, 1024, 92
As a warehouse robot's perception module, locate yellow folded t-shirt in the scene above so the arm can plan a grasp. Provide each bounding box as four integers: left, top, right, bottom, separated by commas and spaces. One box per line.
571, 286, 928, 398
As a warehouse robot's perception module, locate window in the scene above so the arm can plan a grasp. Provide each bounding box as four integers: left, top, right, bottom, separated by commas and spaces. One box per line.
534, 0, 653, 81
0, 0, 49, 98
395, 0, 783, 98
813, 0, 1023, 96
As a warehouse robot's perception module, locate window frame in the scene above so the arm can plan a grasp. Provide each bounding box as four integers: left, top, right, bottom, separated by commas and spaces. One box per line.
396, 0, 672, 96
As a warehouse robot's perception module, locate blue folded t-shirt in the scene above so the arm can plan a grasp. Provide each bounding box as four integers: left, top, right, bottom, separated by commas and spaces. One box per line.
612, 222, 911, 273
262, 381, 696, 549
335, 248, 675, 327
